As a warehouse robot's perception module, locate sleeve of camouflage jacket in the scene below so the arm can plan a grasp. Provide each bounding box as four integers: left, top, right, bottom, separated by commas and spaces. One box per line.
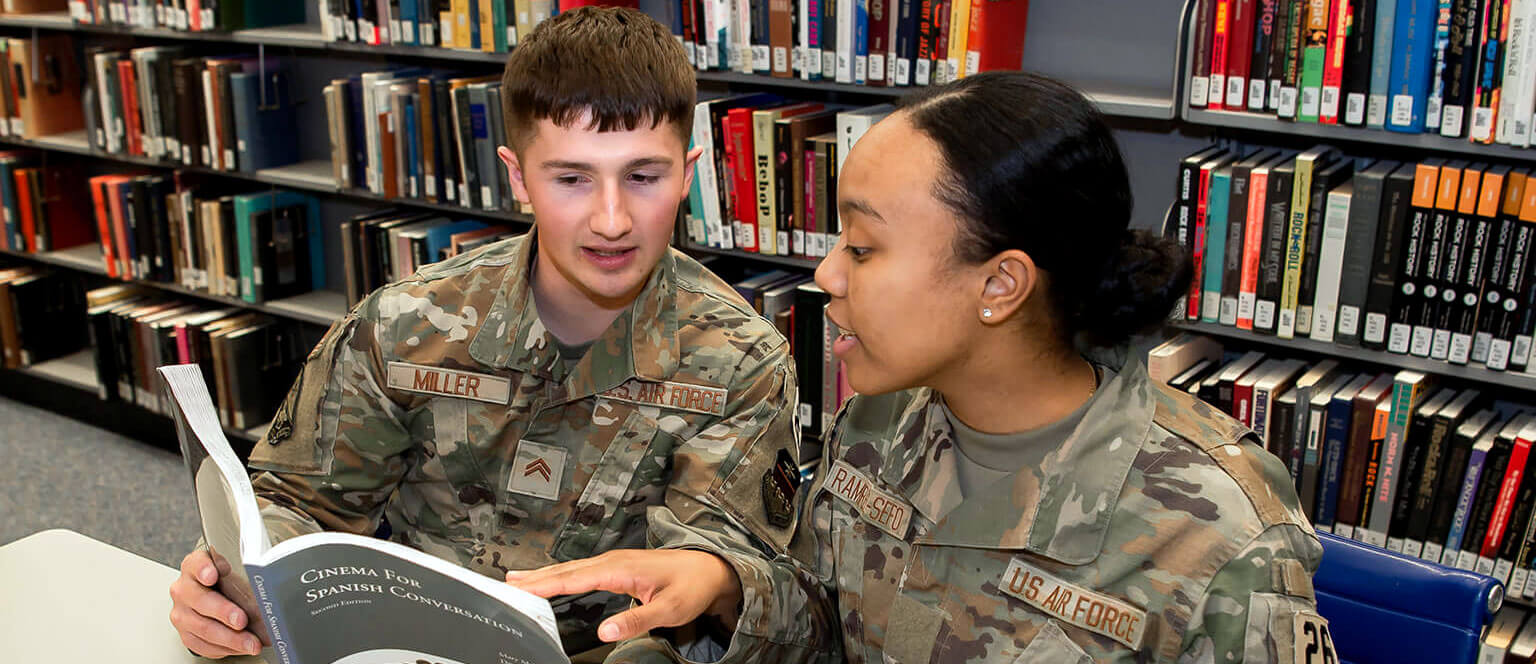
245, 301, 415, 543
633, 338, 841, 664
1178, 522, 1333, 664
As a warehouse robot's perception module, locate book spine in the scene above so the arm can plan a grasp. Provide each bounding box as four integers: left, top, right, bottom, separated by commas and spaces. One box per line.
1238, 167, 1270, 330
1221, 165, 1251, 326
1298, 168, 1346, 335
1426, 0, 1455, 128
1190, 165, 1215, 320
1345, 0, 1380, 124
1319, 0, 1350, 122
1442, 439, 1488, 564
893, 0, 915, 84
1316, 394, 1356, 529
1469, 0, 1510, 142
1256, 164, 1294, 333
1388, 164, 1441, 354
1203, 169, 1232, 323
1250, 0, 1278, 108
1212, 0, 1232, 110
1268, 0, 1297, 109
1298, 0, 1329, 122
1387, 0, 1440, 132
1278, 155, 1316, 338
1227, 0, 1258, 108
1442, 0, 1484, 136
1482, 434, 1531, 561
1193, 0, 1217, 107
1362, 378, 1422, 546
1459, 435, 1510, 569
1280, 0, 1309, 117
1310, 186, 1351, 342
754, 111, 779, 255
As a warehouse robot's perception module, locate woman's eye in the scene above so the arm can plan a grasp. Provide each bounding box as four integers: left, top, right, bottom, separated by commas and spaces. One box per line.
845, 245, 871, 259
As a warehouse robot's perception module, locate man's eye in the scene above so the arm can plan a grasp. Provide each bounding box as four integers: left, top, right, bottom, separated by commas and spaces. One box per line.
557, 175, 587, 186
629, 173, 661, 185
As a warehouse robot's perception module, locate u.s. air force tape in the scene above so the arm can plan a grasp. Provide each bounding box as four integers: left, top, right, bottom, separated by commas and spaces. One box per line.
597, 378, 728, 417
998, 558, 1148, 650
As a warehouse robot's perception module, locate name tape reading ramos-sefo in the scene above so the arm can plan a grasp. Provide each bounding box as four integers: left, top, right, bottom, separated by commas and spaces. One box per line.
998, 557, 1147, 650
386, 362, 512, 404
824, 459, 913, 539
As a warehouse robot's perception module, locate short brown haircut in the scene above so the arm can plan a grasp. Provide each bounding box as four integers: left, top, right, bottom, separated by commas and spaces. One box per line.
500, 7, 696, 153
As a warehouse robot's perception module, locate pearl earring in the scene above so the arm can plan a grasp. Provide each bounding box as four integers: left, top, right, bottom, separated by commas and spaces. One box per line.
982, 308, 993, 318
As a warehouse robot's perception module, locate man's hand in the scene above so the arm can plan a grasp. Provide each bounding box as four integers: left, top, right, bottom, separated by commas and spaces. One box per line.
505, 549, 743, 643
168, 549, 262, 658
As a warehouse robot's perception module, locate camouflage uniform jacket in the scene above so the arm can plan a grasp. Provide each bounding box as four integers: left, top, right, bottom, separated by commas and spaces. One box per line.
245, 232, 802, 656
732, 348, 1335, 664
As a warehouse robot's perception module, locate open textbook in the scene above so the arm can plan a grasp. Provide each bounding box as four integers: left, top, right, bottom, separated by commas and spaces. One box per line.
158, 363, 570, 664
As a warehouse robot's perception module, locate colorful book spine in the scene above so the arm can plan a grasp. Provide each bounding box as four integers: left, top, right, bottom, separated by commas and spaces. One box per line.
1387, 0, 1444, 132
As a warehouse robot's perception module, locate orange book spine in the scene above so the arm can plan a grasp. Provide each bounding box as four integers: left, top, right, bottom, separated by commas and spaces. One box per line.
107, 179, 132, 279
1237, 166, 1269, 330
116, 60, 143, 156
14, 169, 36, 253
89, 177, 119, 278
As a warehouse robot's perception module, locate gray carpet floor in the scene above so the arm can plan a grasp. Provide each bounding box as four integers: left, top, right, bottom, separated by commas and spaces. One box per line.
0, 395, 200, 568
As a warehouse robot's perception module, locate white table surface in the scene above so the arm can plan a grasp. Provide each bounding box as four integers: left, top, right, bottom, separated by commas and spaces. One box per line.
0, 528, 267, 663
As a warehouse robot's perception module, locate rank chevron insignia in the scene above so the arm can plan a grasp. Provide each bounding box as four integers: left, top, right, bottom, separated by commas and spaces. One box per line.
524, 458, 552, 481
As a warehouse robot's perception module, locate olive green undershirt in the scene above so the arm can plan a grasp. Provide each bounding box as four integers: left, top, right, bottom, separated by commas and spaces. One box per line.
942, 364, 1118, 497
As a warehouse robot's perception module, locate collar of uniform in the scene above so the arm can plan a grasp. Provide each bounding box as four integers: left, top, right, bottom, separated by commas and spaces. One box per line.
466, 231, 680, 389
894, 348, 1153, 563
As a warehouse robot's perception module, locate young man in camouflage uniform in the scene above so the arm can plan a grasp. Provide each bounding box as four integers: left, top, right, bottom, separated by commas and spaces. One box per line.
167, 8, 800, 660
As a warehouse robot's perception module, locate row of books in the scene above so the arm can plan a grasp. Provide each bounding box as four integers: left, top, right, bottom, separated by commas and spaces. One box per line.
338, 208, 517, 305
1482, 605, 1536, 662
84, 42, 302, 173
323, 69, 527, 216
63, 0, 307, 33
316, 0, 526, 49
0, 37, 87, 140
314, 0, 1030, 88
1170, 143, 1536, 373
715, 265, 848, 445
83, 283, 311, 430
0, 267, 87, 369
1189, 0, 1536, 144
684, 95, 887, 257
0, 154, 93, 254
1153, 333, 1536, 601
85, 173, 327, 305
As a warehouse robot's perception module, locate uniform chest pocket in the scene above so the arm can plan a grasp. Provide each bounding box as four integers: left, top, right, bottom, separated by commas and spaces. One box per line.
547, 405, 660, 561
1016, 621, 1092, 664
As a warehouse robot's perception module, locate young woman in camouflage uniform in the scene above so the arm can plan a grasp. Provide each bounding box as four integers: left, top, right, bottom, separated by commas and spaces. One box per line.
511, 71, 1337, 663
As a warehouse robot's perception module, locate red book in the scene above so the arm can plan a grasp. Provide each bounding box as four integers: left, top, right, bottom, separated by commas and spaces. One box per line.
106, 178, 132, 279
965, 0, 1029, 74
1189, 160, 1219, 319
88, 176, 119, 278
1209, 0, 1232, 111
1224, 0, 1257, 109
867, 0, 892, 85
726, 107, 758, 252
1237, 162, 1271, 330
116, 59, 143, 156
36, 167, 93, 252
933, 0, 951, 82
1482, 428, 1533, 559
1319, 0, 1349, 124
916, 0, 936, 83
803, 145, 817, 255
13, 169, 35, 253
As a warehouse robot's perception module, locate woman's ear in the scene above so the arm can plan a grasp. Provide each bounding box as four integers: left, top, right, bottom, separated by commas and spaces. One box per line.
978, 249, 1038, 325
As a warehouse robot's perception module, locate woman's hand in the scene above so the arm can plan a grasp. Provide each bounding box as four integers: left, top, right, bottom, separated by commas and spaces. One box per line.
506, 549, 743, 643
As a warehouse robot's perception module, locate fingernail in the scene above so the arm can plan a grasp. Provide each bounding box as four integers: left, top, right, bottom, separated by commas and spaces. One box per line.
230, 610, 243, 626
599, 623, 620, 641
201, 568, 217, 584
247, 637, 261, 654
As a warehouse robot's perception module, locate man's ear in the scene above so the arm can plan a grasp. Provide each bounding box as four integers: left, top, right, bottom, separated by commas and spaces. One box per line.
681, 145, 704, 194
498, 146, 529, 203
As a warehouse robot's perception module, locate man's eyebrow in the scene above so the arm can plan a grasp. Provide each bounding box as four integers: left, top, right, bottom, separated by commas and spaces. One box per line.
538, 157, 675, 170
839, 198, 886, 223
